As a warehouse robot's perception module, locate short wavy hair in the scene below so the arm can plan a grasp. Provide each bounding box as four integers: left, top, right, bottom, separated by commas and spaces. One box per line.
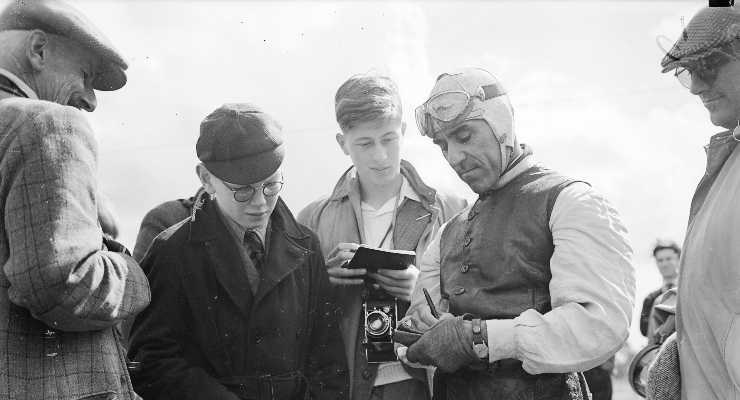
334, 74, 402, 132
652, 239, 681, 257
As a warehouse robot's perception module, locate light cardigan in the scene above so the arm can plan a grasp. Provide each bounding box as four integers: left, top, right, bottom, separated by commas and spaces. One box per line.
409, 155, 635, 374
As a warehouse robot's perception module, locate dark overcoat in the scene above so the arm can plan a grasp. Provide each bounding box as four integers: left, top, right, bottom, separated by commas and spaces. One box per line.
128, 197, 348, 400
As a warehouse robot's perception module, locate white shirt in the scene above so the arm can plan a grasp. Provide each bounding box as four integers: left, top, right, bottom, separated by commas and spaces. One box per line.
409, 160, 635, 374
361, 177, 421, 387
360, 178, 419, 250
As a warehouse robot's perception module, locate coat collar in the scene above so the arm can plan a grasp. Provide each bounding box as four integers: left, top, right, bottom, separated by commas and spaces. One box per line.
186, 196, 310, 317
0, 68, 38, 99
328, 159, 437, 209
188, 194, 309, 244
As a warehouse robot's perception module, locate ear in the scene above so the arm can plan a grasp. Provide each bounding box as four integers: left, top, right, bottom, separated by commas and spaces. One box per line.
26, 30, 50, 72
335, 132, 350, 156
196, 164, 216, 195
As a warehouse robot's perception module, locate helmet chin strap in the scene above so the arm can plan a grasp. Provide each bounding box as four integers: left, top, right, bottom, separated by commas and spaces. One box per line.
476, 95, 517, 174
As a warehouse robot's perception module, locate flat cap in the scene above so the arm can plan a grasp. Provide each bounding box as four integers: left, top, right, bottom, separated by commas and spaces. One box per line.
661, 6, 740, 73
0, 0, 127, 91
197, 103, 285, 186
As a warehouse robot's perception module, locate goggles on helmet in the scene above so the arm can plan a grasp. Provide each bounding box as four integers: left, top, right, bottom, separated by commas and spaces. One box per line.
415, 82, 506, 138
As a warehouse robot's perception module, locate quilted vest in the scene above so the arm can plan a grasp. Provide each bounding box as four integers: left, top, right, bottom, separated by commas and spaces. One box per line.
438, 165, 583, 400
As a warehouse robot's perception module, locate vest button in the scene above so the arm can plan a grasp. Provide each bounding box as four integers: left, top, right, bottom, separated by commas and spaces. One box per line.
454, 287, 466, 295
460, 264, 470, 273
362, 368, 372, 380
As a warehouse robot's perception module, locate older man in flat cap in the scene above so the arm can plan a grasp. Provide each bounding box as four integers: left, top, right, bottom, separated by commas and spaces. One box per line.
651, 3, 740, 399
0, 0, 150, 400
396, 68, 635, 400
128, 104, 348, 400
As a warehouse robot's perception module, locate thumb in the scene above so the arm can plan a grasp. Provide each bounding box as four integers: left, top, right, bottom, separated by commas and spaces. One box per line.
405, 342, 423, 364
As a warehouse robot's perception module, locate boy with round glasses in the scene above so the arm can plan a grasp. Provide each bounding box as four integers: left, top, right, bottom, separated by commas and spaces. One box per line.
128, 103, 348, 400
649, 4, 740, 399
298, 74, 465, 400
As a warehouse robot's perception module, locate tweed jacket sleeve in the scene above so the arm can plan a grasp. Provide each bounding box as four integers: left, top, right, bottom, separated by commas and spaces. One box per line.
2, 100, 150, 332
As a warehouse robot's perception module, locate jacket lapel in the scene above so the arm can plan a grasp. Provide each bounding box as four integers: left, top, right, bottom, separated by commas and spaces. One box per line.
253, 199, 311, 305
689, 132, 738, 226
189, 200, 253, 319
393, 199, 437, 252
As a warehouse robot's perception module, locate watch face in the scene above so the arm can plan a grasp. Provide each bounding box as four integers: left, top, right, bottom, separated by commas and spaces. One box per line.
473, 343, 488, 359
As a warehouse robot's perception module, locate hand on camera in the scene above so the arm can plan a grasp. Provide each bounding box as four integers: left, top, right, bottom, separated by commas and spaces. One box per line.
367, 265, 419, 302
326, 242, 366, 285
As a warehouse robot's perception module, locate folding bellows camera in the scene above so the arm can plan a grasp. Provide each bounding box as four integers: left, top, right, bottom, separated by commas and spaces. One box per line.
345, 245, 416, 364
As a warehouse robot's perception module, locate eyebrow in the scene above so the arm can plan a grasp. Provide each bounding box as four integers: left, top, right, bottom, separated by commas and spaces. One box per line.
446, 124, 471, 140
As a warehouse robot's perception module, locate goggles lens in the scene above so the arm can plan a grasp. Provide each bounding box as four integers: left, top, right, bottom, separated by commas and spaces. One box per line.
415, 83, 506, 137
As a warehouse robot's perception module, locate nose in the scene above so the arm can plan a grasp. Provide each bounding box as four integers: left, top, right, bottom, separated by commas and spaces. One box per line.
248, 188, 267, 206
446, 143, 466, 170
689, 73, 710, 96
371, 144, 389, 162
72, 89, 97, 112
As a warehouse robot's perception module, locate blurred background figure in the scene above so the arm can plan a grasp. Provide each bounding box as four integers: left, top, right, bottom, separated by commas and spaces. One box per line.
639, 240, 680, 340
132, 187, 205, 262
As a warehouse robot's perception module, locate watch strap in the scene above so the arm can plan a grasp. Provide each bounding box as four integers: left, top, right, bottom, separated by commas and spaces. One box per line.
471, 318, 488, 359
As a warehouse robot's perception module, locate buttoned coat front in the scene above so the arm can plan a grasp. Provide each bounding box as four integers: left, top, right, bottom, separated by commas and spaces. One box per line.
128, 197, 348, 400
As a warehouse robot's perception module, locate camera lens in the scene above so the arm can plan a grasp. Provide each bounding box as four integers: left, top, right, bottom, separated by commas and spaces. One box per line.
365, 310, 391, 337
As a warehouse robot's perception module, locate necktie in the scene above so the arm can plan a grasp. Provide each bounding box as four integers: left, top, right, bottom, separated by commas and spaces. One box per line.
244, 230, 265, 270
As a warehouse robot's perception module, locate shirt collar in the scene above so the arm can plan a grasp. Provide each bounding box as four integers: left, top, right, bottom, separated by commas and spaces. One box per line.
360, 175, 419, 213
0, 68, 39, 100
492, 143, 536, 190
213, 198, 270, 251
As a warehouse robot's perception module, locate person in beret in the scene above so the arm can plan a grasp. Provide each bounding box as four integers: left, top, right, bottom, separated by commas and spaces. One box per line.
127, 104, 349, 400
0, 1, 150, 399
650, 3, 740, 399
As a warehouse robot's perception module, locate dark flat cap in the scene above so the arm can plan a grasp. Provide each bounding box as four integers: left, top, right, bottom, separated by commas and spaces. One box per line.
661, 6, 740, 73
197, 103, 285, 186
0, 0, 127, 91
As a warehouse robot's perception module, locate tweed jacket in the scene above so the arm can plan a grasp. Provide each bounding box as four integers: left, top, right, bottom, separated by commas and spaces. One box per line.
0, 96, 151, 400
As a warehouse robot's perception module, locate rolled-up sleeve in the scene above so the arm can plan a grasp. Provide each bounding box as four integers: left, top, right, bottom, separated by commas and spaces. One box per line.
3, 104, 150, 332
485, 183, 635, 374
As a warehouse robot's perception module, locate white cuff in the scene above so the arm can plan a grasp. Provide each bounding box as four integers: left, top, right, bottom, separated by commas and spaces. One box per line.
486, 319, 517, 363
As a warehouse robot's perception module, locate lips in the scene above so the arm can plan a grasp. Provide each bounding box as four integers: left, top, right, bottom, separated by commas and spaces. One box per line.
459, 167, 479, 180
371, 166, 391, 173
245, 210, 269, 217
702, 96, 723, 107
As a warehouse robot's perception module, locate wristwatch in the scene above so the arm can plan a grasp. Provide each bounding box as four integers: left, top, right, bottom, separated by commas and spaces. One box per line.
471, 318, 489, 360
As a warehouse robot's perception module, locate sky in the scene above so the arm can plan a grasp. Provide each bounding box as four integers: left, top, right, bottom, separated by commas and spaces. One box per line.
59, 0, 715, 346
